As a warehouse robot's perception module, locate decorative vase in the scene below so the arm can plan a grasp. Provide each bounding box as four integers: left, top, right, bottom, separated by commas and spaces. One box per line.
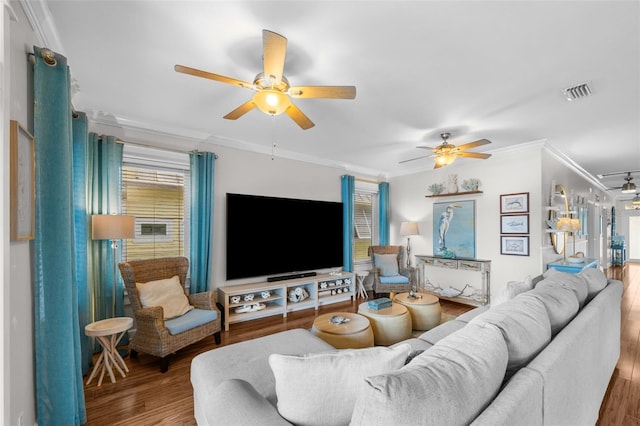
447, 174, 458, 194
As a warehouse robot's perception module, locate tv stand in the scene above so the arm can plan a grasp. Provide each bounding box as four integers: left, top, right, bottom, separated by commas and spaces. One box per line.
267, 271, 317, 282
218, 272, 355, 331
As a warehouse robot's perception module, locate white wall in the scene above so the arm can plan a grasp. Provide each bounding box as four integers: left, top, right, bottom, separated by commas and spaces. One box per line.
7, 2, 36, 425
390, 144, 544, 302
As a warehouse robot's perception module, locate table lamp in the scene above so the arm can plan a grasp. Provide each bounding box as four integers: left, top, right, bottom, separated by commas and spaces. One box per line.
400, 221, 419, 267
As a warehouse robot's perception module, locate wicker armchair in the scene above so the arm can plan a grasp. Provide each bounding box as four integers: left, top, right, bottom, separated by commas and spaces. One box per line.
370, 245, 413, 296
118, 257, 221, 373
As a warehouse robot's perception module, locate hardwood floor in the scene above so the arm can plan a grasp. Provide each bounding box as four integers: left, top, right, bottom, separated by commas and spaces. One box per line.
84, 266, 637, 425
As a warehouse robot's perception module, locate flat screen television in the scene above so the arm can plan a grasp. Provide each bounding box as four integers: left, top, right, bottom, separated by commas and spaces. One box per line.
226, 193, 344, 280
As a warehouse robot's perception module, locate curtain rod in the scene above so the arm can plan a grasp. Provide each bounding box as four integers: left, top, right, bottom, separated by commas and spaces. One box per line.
356, 177, 384, 184
111, 138, 218, 158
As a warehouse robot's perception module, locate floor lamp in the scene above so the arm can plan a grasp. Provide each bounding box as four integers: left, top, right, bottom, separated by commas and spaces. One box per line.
400, 221, 419, 268
92, 214, 135, 318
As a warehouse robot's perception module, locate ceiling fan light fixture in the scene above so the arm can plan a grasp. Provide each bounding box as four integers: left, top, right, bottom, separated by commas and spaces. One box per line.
633, 194, 640, 205
435, 153, 456, 167
621, 181, 636, 193
253, 90, 291, 115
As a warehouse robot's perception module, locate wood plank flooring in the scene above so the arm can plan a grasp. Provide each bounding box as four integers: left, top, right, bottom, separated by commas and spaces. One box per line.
84, 265, 637, 425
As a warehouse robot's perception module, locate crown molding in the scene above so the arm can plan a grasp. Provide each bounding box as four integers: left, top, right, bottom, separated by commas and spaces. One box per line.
19, 0, 64, 52
542, 142, 608, 193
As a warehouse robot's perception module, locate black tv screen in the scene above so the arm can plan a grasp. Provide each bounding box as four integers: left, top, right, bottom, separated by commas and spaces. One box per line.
226, 193, 344, 280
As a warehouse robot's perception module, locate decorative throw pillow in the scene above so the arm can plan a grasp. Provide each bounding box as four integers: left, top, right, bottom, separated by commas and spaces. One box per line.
374, 253, 399, 277
491, 275, 533, 307
578, 268, 608, 302
268, 344, 411, 426
136, 275, 193, 319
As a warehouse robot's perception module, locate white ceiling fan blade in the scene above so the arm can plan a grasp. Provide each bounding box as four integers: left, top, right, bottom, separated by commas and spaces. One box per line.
263, 30, 287, 85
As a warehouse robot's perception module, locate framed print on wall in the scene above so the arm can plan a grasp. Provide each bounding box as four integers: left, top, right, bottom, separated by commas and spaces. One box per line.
500, 192, 529, 214
500, 214, 529, 234
433, 200, 476, 259
501, 236, 530, 256
10, 120, 35, 241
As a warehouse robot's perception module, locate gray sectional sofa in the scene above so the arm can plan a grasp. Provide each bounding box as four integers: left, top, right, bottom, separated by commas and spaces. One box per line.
191, 268, 622, 426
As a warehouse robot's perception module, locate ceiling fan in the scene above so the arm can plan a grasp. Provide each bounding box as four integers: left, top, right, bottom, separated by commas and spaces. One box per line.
400, 133, 492, 168
174, 29, 356, 130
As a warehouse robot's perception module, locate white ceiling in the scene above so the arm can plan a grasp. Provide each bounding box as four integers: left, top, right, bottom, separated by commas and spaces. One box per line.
30, 1, 640, 196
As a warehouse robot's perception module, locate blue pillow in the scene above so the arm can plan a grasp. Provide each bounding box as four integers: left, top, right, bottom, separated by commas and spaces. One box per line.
374, 254, 399, 277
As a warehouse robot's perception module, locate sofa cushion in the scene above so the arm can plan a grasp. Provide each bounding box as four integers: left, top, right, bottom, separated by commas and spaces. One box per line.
374, 253, 399, 276
540, 268, 588, 307
526, 285, 579, 335
269, 344, 411, 426
470, 295, 551, 375
456, 306, 489, 323
578, 268, 608, 302
164, 308, 217, 335
417, 319, 466, 345
136, 275, 193, 319
491, 276, 533, 307
350, 323, 508, 426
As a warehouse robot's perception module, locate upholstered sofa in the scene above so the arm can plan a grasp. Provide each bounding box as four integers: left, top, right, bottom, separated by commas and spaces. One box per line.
191, 267, 622, 426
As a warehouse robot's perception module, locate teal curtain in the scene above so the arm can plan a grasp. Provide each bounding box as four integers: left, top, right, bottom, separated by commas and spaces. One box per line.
190, 151, 216, 293
341, 175, 355, 272
87, 134, 125, 323
379, 182, 390, 245
33, 46, 86, 425
72, 113, 92, 374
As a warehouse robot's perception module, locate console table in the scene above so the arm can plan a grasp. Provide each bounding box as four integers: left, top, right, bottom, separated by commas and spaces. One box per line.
547, 258, 598, 274
415, 255, 490, 306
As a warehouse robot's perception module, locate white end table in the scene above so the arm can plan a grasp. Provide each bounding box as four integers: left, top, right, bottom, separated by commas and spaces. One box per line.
85, 317, 133, 386
356, 271, 369, 299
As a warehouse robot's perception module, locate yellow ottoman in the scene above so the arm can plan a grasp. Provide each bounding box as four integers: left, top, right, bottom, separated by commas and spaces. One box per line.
394, 292, 442, 331
311, 312, 374, 349
357, 302, 412, 346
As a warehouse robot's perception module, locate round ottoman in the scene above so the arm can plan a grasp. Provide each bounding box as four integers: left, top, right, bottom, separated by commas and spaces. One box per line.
357, 302, 412, 346
394, 292, 442, 331
311, 312, 374, 349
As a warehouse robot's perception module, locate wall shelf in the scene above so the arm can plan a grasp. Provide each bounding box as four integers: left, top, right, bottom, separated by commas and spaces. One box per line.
425, 190, 483, 198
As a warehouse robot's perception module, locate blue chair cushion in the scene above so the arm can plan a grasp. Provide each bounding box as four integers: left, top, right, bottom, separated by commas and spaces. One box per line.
379, 275, 409, 285
165, 308, 218, 335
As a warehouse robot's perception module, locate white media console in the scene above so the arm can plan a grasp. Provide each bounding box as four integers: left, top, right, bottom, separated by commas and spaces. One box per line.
218, 272, 355, 331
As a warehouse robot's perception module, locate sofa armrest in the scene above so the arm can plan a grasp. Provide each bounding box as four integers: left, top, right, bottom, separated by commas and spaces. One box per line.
200, 379, 291, 426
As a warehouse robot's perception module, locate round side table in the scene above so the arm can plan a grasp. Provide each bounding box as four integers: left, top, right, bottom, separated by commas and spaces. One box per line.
85, 317, 133, 387
357, 302, 412, 346
311, 312, 374, 349
394, 292, 441, 331
355, 271, 369, 299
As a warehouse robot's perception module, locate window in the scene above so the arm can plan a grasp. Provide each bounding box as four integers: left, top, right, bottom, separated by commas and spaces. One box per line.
121, 145, 190, 261
353, 181, 379, 266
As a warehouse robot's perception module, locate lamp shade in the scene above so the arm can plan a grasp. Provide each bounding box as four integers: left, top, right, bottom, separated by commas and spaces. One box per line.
92, 215, 135, 240
400, 221, 419, 237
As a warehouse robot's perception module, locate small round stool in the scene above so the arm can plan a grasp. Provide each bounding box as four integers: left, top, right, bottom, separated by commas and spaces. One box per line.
311, 312, 374, 349
85, 317, 133, 386
394, 292, 441, 331
357, 302, 412, 346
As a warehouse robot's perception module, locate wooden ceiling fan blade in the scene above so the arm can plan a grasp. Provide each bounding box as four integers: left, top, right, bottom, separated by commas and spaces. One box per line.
416, 145, 438, 151
399, 155, 433, 164
285, 103, 315, 130
223, 100, 257, 120
289, 86, 356, 99
263, 30, 287, 84
458, 152, 492, 159
456, 139, 491, 151
175, 64, 253, 89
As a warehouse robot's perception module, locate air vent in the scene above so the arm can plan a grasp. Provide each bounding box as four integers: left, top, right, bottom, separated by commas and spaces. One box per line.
562, 82, 592, 101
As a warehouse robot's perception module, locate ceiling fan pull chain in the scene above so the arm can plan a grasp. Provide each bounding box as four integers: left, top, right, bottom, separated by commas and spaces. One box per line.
271, 115, 276, 160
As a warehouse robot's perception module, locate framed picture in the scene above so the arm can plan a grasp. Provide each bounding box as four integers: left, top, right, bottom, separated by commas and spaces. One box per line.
10, 120, 35, 241
433, 200, 476, 258
500, 214, 529, 234
500, 192, 529, 214
501, 236, 530, 256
